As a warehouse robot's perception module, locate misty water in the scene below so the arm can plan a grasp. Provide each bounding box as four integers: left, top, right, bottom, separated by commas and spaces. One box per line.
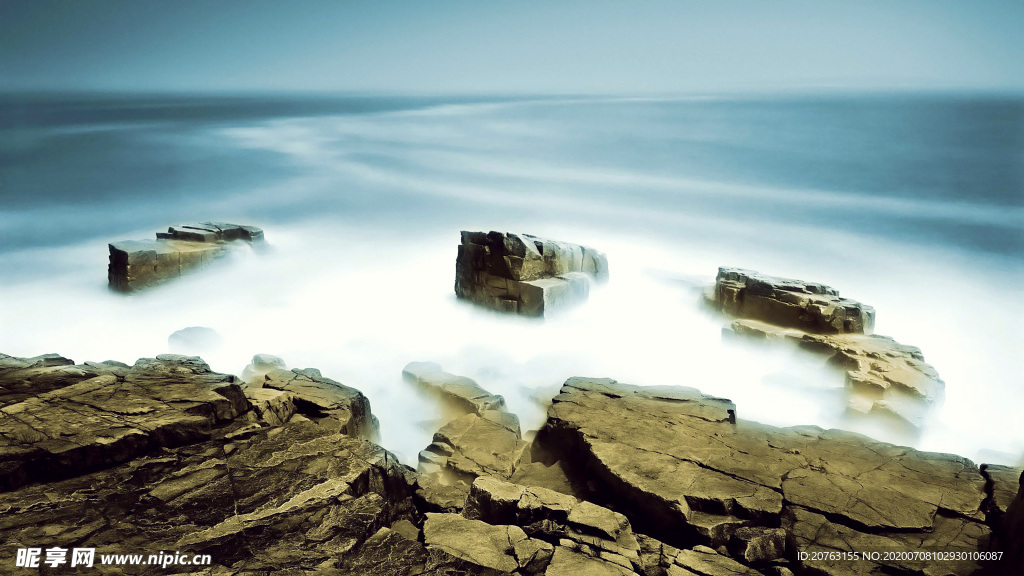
1, 93, 1021, 466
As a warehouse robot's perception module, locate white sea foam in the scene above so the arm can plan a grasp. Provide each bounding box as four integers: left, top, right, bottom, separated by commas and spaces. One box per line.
1, 98, 1020, 466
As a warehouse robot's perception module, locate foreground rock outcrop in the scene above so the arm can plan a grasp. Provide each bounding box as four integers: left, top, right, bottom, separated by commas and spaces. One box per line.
3, 349, 1016, 574
0, 353, 248, 492
108, 221, 264, 292
403, 363, 530, 515
706, 267, 944, 433
455, 231, 608, 317
533, 377, 1014, 575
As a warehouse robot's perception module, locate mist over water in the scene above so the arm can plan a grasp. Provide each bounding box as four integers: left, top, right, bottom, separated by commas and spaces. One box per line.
1, 94, 1021, 466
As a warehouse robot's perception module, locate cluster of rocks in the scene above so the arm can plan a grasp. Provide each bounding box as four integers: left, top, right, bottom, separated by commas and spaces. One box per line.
108, 222, 264, 293
705, 267, 945, 433
1, 351, 1020, 574
455, 231, 608, 317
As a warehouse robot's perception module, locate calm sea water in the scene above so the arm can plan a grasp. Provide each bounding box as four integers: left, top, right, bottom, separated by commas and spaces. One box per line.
1, 93, 1021, 464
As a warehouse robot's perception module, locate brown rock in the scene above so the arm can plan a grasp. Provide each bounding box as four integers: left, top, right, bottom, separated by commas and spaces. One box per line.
108, 221, 264, 293
402, 361, 510, 424
455, 231, 608, 317
259, 367, 379, 442
706, 267, 874, 334
725, 318, 944, 433
423, 513, 551, 575
463, 476, 640, 564
535, 377, 992, 575
999, 469, 1024, 575
0, 421, 417, 573
0, 354, 248, 492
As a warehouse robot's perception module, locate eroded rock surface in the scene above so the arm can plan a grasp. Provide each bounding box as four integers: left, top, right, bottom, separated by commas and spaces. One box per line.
0, 421, 416, 574
706, 267, 943, 433
455, 230, 608, 317
706, 267, 874, 334
108, 221, 264, 292
727, 319, 945, 433
534, 377, 999, 575
2, 348, 1012, 575
0, 354, 247, 492
405, 363, 530, 515
248, 366, 381, 443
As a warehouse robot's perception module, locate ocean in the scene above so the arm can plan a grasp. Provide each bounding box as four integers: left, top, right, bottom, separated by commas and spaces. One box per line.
1, 92, 1021, 464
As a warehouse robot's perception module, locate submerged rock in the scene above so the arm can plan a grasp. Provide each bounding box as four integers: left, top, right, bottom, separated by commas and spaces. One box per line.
707, 267, 943, 434
168, 326, 224, 354
534, 377, 997, 575
108, 221, 264, 293
403, 360, 509, 421
726, 319, 945, 433
455, 231, 608, 317
240, 353, 287, 384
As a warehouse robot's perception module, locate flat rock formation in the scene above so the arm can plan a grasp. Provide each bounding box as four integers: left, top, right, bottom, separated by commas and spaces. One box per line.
706, 267, 943, 433
0, 354, 248, 492
533, 377, 1008, 575
455, 231, 608, 317
706, 267, 875, 334
108, 221, 264, 292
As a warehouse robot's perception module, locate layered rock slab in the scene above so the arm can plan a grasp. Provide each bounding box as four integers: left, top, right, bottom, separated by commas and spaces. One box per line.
108, 221, 264, 292
455, 230, 608, 317
0, 421, 417, 574
0, 353, 125, 408
406, 363, 529, 515
534, 377, 996, 575
998, 469, 1024, 574
706, 267, 875, 334
706, 267, 943, 433
0, 354, 248, 492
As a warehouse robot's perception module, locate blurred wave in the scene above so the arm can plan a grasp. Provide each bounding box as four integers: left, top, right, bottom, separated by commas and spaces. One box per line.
0, 93, 1021, 464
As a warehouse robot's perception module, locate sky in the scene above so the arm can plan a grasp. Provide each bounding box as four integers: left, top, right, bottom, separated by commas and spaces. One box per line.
1, 0, 1022, 94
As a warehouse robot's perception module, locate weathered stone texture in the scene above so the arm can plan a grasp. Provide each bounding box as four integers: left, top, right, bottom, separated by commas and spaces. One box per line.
108, 221, 264, 292
0, 422, 416, 574
455, 231, 608, 317
726, 319, 945, 432
0, 354, 247, 492
707, 267, 875, 334
999, 469, 1024, 574
253, 366, 380, 443
707, 267, 943, 434
534, 377, 997, 575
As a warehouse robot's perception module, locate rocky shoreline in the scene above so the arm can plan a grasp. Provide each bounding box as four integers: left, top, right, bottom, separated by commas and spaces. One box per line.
1, 351, 1019, 575
1, 230, 1018, 574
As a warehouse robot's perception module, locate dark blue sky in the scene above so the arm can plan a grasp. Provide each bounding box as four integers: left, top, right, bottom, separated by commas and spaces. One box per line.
1, 0, 1022, 94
